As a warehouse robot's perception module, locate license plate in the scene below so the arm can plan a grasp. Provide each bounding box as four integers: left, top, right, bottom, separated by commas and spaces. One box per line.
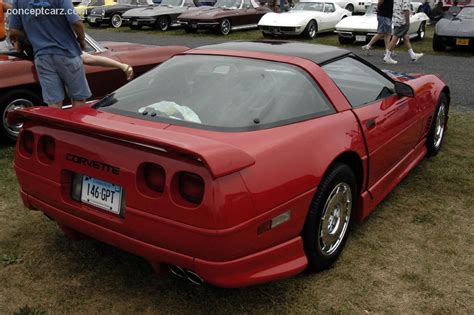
132, 21, 138, 25
81, 176, 123, 215
191, 23, 197, 28
456, 38, 469, 46
356, 35, 367, 42
89, 17, 96, 23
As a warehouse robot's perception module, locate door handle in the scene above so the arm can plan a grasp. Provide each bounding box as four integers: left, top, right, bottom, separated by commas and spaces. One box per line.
366, 118, 376, 129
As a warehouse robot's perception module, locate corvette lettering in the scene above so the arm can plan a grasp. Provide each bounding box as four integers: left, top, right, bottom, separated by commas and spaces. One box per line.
66, 153, 120, 175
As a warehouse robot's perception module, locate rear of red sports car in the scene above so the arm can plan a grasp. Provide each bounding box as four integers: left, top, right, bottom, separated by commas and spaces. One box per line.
10, 42, 448, 288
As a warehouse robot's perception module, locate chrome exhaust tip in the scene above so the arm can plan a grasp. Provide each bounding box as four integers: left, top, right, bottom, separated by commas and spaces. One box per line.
184, 269, 204, 286
168, 265, 186, 279
168, 265, 204, 286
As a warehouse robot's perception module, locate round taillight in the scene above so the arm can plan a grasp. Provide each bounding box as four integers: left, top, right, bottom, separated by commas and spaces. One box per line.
144, 163, 166, 193
178, 172, 204, 205
20, 130, 34, 156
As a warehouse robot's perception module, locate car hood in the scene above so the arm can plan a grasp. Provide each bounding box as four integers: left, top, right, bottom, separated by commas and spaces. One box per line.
436, 17, 474, 36
259, 11, 324, 26
123, 5, 190, 17
178, 7, 237, 19
335, 15, 376, 30
91, 4, 139, 13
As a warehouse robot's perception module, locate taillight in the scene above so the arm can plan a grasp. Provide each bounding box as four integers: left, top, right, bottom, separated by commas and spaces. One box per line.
20, 130, 34, 156
178, 172, 204, 205
38, 136, 56, 162
143, 163, 166, 193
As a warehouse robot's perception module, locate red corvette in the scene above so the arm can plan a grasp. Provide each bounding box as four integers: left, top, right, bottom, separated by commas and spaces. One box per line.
10, 41, 449, 288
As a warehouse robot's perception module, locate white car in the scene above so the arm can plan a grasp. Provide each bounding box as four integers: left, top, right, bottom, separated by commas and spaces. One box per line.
334, 0, 371, 13
258, 1, 351, 39
335, 2, 429, 44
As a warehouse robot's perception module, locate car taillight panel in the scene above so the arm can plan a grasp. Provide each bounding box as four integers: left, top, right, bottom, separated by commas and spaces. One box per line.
20, 130, 34, 157
38, 136, 56, 163
178, 172, 205, 205
137, 162, 166, 196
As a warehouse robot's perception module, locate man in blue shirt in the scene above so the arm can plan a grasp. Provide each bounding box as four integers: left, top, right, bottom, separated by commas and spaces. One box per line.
9, 0, 91, 108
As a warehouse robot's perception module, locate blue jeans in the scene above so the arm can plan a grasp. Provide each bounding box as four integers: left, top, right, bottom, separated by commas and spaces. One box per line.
35, 54, 91, 105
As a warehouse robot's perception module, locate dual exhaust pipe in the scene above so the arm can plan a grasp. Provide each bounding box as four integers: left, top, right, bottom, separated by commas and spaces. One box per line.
168, 265, 204, 286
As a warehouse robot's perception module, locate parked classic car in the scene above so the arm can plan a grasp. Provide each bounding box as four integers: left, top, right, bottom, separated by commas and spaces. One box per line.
333, 0, 370, 13
124, 0, 199, 30
10, 41, 449, 287
258, 1, 351, 39
433, 4, 474, 50
76, 0, 118, 20
87, 0, 155, 28
178, 0, 271, 35
0, 34, 188, 143
335, 2, 429, 44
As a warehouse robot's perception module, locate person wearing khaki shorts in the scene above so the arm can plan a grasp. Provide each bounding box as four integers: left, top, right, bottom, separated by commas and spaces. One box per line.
384, 0, 423, 64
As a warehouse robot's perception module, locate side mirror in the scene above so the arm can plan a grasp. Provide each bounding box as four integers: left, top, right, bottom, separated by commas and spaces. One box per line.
394, 81, 415, 97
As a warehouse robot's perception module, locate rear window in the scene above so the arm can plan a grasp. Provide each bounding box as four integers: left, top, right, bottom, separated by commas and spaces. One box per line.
94, 55, 335, 131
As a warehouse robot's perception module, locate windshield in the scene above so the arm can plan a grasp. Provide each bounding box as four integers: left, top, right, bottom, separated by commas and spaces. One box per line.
293, 2, 324, 11
160, 0, 183, 6
365, 4, 376, 15
93, 55, 334, 131
458, 7, 474, 18
118, 0, 134, 4
215, 0, 242, 9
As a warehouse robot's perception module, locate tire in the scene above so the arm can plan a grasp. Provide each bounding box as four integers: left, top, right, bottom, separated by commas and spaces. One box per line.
432, 34, 445, 51
303, 20, 317, 39
156, 15, 170, 31
130, 24, 142, 30
303, 163, 357, 272
417, 21, 426, 40
338, 35, 354, 45
110, 14, 123, 28
219, 18, 231, 36
0, 89, 42, 143
426, 93, 448, 157
345, 3, 354, 13
184, 26, 197, 33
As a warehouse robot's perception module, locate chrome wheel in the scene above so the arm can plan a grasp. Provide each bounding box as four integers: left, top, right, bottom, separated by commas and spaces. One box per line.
220, 19, 231, 35
157, 16, 169, 31
318, 183, 352, 256
433, 102, 446, 150
111, 14, 122, 28
2, 98, 34, 138
418, 22, 425, 40
308, 21, 317, 39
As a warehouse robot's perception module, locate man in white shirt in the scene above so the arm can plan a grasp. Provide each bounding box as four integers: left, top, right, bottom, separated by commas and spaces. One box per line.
384, 0, 423, 64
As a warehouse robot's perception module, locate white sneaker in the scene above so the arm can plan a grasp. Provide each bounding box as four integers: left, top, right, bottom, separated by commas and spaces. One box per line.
383, 56, 398, 64
411, 52, 423, 62
361, 44, 371, 55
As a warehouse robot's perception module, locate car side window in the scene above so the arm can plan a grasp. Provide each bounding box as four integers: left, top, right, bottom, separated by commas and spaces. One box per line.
324, 3, 335, 12
322, 57, 395, 108
243, 0, 251, 9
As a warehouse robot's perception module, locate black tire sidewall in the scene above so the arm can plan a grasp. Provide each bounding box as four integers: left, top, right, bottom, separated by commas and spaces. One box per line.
303, 163, 357, 271
157, 16, 169, 31
0, 89, 42, 143
426, 93, 448, 157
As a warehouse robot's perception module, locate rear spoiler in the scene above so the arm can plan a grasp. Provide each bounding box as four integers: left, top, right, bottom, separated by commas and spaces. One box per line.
9, 107, 255, 178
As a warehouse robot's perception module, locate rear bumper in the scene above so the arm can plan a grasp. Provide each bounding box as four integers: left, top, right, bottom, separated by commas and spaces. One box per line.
435, 35, 474, 48
22, 190, 307, 287
16, 159, 309, 287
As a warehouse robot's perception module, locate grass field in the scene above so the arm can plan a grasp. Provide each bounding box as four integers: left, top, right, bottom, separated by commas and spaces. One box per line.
97, 22, 474, 57
0, 112, 473, 314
